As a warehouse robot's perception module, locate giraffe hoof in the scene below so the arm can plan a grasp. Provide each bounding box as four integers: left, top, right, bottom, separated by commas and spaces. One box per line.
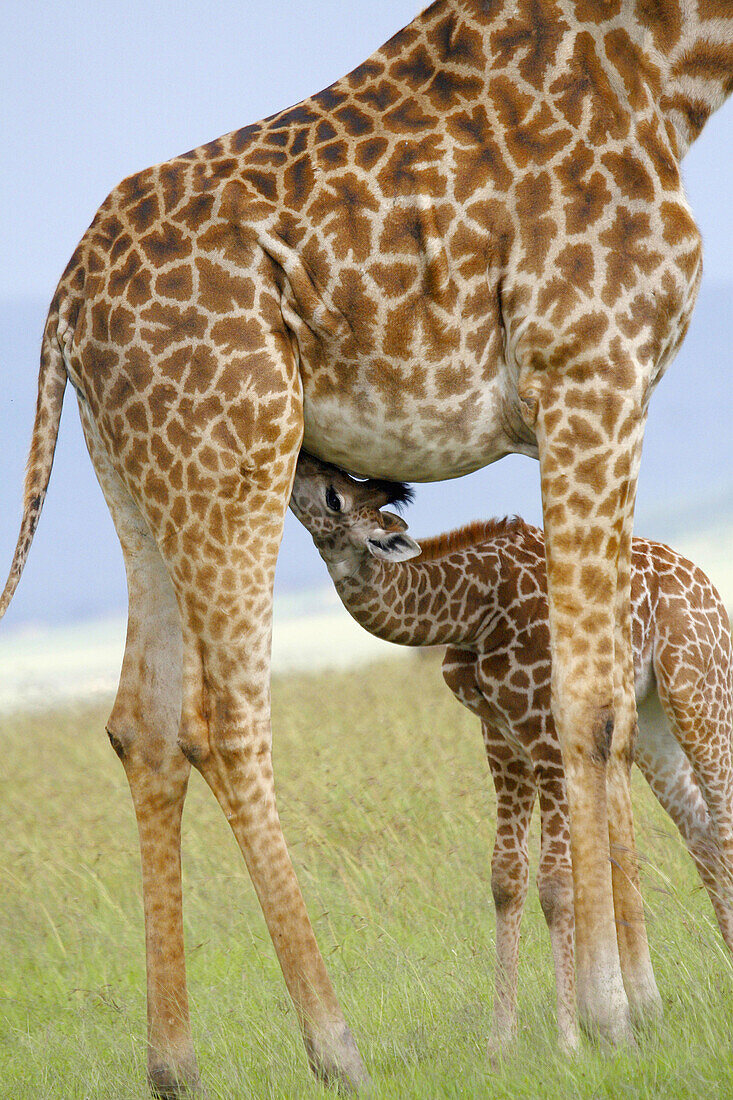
558, 1026, 581, 1057
148, 1064, 206, 1099
629, 986, 664, 1030
578, 1007, 635, 1048
306, 1024, 371, 1093
577, 975, 636, 1048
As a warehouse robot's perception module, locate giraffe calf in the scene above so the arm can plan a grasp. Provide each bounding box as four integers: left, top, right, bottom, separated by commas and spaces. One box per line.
290, 451, 733, 1054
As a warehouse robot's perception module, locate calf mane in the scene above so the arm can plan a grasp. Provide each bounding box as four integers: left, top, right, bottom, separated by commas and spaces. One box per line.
416, 516, 539, 562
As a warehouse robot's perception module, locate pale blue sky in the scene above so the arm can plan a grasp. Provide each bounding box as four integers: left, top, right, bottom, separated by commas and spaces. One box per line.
1, 1, 732, 626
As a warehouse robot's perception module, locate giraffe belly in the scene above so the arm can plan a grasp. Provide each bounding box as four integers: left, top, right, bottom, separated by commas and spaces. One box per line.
301, 370, 536, 482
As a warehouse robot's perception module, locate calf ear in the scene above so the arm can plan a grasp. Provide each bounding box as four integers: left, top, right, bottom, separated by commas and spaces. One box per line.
366, 530, 422, 562
379, 509, 409, 533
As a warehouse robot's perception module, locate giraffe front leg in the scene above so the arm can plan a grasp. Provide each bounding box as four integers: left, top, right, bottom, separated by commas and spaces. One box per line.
533, 380, 650, 1045
82, 415, 202, 1096
606, 433, 662, 1025
122, 746, 199, 1098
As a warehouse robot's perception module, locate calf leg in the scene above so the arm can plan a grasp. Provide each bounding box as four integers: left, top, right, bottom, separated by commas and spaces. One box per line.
649, 640, 733, 951
483, 730, 536, 1054
636, 715, 733, 950
442, 652, 537, 1053
534, 757, 578, 1052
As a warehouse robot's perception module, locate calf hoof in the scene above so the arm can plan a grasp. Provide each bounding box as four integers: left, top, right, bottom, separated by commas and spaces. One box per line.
558, 1023, 581, 1057
487, 1025, 517, 1071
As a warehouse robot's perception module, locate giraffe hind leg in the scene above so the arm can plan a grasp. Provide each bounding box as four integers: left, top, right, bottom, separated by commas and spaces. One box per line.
79, 407, 201, 1097
81, 282, 369, 1088
484, 734, 535, 1056
157, 439, 368, 1090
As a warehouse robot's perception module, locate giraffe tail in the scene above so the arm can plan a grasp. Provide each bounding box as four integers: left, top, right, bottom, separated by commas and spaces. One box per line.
0, 297, 68, 620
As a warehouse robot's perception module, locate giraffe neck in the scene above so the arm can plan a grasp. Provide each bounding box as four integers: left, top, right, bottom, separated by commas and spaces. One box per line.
636, 0, 733, 155
384, 0, 731, 160
326, 543, 503, 649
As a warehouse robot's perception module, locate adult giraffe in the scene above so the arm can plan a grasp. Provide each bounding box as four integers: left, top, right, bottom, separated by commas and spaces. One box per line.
1, 0, 731, 1094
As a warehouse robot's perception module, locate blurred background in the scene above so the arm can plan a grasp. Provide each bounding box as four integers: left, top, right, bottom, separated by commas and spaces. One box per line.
1, 0, 732, 707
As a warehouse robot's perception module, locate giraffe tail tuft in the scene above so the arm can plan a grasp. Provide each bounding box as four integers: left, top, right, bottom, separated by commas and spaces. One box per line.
0, 298, 68, 621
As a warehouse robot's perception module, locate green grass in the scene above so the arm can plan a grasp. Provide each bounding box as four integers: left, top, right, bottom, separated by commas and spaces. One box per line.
1, 652, 732, 1098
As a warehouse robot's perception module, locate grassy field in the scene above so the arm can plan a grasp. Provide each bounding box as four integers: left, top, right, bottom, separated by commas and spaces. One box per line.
1, 652, 732, 1099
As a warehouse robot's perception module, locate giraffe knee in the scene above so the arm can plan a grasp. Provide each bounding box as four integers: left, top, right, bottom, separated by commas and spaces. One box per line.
177, 709, 210, 768
177, 694, 271, 771
108, 628, 182, 767
105, 686, 139, 765
491, 857, 529, 913
107, 714, 189, 781
106, 696, 139, 762
106, 725, 128, 761
538, 868, 574, 928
